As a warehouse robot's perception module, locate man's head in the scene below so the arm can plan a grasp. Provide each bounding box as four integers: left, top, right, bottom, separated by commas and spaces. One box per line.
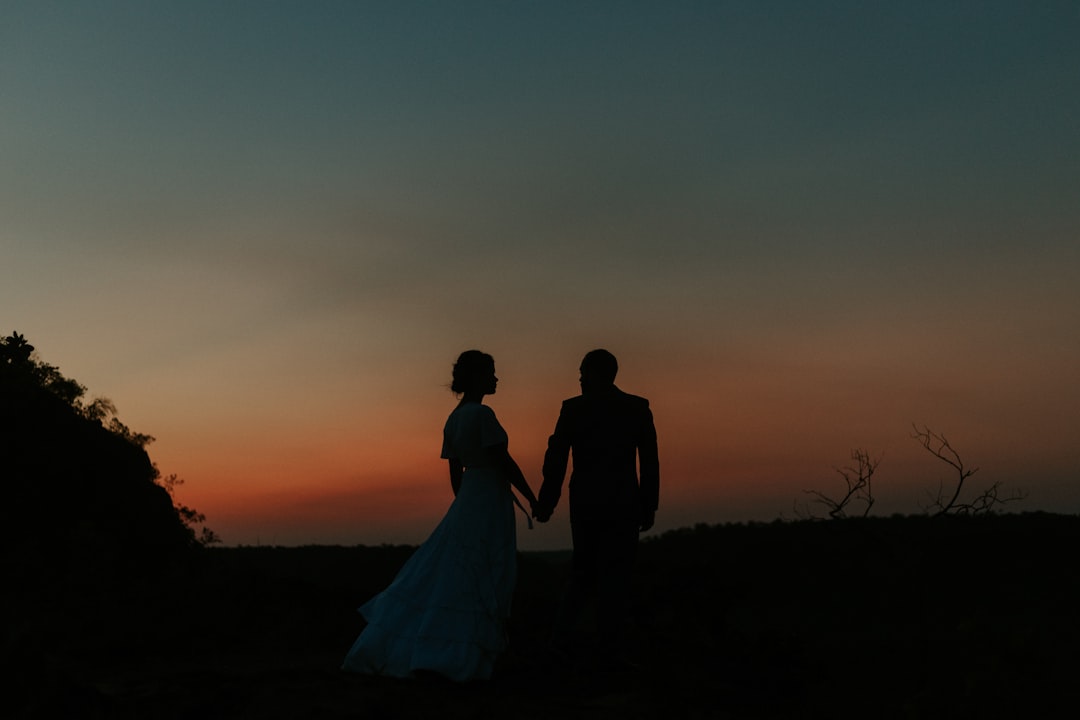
579, 349, 618, 395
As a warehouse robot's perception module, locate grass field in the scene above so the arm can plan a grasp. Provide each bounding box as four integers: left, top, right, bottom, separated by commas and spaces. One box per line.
7, 513, 1079, 718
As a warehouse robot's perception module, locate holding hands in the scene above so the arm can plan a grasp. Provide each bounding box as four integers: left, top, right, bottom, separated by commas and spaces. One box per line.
531, 500, 552, 524
639, 508, 655, 533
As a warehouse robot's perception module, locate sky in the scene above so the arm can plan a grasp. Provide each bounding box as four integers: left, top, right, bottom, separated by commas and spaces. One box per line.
3, 1, 1079, 549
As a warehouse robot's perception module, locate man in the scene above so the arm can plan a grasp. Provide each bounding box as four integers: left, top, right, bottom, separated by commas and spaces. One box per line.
534, 349, 659, 659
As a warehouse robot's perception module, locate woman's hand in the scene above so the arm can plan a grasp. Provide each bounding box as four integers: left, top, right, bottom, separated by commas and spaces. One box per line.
532, 500, 552, 523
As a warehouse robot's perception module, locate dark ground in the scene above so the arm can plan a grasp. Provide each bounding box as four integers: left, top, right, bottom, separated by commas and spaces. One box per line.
6, 513, 1080, 719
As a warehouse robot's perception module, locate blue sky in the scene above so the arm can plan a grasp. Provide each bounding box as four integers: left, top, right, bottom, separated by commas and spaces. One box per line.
3, 2, 1078, 547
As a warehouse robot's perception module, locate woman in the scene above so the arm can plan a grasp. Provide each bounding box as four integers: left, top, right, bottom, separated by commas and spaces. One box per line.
342, 350, 538, 681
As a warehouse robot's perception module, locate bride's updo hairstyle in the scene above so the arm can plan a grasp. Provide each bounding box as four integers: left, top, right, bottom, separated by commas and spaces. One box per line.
451, 350, 495, 394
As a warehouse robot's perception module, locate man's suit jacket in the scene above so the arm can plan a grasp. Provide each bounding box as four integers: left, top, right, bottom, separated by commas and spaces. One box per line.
539, 385, 659, 521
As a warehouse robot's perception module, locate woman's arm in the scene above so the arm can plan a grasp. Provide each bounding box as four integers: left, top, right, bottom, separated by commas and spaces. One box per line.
448, 458, 463, 496
491, 443, 538, 511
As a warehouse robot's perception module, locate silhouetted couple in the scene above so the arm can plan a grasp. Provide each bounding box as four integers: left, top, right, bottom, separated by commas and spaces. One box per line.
342, 349, 660, 681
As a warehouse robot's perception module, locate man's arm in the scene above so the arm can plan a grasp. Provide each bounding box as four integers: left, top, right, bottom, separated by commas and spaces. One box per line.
537, 402, 572, 521
638, 403, 659, 531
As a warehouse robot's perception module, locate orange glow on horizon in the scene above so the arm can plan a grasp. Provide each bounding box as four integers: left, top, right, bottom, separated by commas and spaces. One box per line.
147, 341, 1080, 549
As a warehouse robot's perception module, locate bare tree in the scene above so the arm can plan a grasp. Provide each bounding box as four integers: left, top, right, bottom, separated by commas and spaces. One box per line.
912, 424, 1025, 516
799, 449, 880, 519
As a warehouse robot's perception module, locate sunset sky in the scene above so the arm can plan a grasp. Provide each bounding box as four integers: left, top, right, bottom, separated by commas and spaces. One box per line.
3, 2, 1078, 549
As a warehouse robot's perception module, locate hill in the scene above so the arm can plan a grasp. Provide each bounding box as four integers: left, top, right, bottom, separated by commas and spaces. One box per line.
1, 332, 202, 595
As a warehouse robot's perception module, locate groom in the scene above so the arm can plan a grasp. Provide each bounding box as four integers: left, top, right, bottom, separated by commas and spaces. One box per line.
534, 349, 660, 658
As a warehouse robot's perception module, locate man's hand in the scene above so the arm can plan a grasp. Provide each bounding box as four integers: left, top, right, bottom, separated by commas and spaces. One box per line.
532, 501, 553, 523
639, 509, 655, 533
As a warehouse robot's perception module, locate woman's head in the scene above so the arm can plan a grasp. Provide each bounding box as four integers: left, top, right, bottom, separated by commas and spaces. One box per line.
451, 350, 497, 396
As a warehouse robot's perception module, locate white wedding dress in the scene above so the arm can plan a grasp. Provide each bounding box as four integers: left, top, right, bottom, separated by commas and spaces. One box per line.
342, 401, 518, 681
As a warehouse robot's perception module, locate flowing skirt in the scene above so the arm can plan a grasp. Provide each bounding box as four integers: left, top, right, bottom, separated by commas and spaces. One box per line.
342, 467, 517, 681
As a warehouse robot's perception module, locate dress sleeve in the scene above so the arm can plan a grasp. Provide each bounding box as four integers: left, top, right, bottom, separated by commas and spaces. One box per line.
479, 406, 509, 448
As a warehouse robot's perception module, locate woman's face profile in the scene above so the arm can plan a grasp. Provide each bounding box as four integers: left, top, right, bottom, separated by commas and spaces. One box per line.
482, 364, 498, 395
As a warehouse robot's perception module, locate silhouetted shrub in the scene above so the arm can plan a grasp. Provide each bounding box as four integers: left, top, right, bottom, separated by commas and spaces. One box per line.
1, 331, 207, 592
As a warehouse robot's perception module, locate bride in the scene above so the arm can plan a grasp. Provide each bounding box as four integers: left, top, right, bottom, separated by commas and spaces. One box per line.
342, 350, 538, 681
